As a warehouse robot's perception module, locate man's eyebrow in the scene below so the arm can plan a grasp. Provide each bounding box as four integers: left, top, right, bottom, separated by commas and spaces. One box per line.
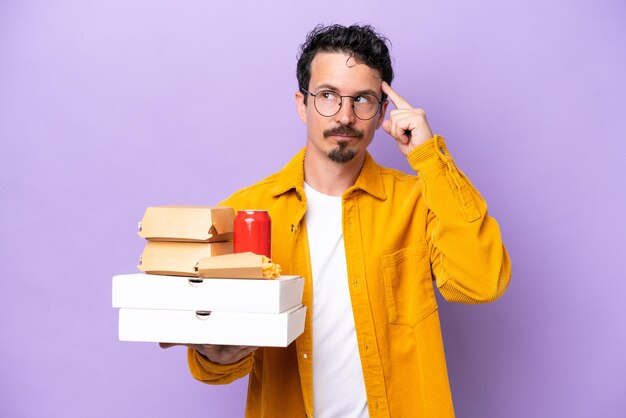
313, 83, 340, 92
356, 88, 380, 97
313, 84, 380, 97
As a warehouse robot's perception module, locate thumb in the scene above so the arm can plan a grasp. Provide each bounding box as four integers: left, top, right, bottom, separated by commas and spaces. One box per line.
159, 342, 185, 349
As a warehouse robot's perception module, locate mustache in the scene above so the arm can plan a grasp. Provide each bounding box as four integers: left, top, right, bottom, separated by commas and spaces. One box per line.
323, 125, 364, 139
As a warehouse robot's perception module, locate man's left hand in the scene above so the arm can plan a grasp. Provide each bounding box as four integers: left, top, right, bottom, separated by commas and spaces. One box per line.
381, 81, 433, 156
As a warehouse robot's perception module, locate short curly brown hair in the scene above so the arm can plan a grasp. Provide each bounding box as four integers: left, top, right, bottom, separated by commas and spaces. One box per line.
296, 24, 394, 101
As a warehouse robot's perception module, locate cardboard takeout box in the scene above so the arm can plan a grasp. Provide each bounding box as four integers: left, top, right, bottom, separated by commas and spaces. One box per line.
138, 241, 233, 276
138, 206, 235, 242
113, 273, 306, 346
117, 305, 306, 347
196, 252, 279, 279
112, 274, 304, 314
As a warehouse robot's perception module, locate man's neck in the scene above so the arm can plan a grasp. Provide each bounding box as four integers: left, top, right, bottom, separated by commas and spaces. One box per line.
303, 148, 365, 197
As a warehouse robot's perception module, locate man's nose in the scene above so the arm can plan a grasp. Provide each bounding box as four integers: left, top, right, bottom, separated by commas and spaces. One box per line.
335, 97, 356, 125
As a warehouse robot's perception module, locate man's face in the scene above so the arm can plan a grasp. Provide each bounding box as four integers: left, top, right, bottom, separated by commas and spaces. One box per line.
296, 52, 388, 164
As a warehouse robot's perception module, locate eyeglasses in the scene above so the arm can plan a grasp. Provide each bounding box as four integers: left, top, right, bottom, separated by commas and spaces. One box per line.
301, 88, 383, 120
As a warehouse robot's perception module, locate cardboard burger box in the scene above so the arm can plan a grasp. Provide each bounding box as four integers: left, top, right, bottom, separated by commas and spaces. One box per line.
112, 274, 306, 347
138, 241, 233, 276
138, 206, 235, 242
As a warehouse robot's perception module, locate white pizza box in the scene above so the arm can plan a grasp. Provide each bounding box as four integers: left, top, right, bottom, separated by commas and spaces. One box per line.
112, 274, 304, 314
118, 305, 306, 347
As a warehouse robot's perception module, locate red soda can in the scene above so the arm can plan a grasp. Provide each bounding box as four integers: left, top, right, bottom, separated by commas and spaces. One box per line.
233, 210, 271, 258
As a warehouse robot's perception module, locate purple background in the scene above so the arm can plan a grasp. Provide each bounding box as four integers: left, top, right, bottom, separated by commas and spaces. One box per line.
1, 0, 625, 417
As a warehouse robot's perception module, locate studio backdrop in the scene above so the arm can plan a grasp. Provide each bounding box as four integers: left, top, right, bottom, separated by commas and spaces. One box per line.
1, 0, 624, 417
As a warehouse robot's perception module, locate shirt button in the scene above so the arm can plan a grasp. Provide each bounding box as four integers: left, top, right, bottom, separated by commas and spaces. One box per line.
303, 353, 308, 359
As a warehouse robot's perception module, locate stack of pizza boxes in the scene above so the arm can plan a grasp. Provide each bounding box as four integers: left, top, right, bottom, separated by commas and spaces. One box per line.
112, 206, 306, 347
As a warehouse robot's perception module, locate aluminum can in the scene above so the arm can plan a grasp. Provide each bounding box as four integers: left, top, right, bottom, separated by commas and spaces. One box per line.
233, 210, 271, 258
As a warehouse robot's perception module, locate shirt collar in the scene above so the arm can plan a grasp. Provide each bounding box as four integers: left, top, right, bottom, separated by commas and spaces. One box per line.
270, 147, 387, 201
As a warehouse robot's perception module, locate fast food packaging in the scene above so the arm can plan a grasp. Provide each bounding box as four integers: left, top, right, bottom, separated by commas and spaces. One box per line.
112, 274, 305, 347
138, 241, 233, 277
138, 205, 235, 242
112, 274, 304, 313
196, 252, 279, 279
117, 305, 306, 347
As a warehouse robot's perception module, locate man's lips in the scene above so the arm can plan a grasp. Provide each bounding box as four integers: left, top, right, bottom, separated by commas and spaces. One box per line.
329, 135, 359, 144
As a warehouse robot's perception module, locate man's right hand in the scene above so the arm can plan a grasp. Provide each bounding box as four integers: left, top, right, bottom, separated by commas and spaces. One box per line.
159, 343, 259, 365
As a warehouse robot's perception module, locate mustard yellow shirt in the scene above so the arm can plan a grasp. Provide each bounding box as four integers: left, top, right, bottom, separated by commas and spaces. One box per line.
187, 135, 511, 418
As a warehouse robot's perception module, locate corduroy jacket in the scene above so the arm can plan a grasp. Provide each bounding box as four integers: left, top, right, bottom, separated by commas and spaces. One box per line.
187, 135, 511, 417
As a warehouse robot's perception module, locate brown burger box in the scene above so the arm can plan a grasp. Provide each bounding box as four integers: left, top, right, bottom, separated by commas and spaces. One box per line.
138, 205, 235, 242
138, 241, 233, 276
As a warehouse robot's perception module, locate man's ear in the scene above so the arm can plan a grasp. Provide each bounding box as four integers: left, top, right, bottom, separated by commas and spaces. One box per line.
375, 100, 389, 129
295, 91, 308, 124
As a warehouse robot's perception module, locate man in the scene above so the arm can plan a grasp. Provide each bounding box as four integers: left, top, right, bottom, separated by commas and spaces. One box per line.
163, 24, 511, 417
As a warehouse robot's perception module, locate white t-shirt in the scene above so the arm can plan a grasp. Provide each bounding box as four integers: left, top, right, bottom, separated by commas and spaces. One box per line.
304, 182, 369, 418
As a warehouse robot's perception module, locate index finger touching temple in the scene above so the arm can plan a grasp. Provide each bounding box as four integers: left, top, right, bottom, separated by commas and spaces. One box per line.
382, 81, 412, 109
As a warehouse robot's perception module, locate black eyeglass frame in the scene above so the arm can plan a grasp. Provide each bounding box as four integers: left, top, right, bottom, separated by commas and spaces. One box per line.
301, 88, 384, 121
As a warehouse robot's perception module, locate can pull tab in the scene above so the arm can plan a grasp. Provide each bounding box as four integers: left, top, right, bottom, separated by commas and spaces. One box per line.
195, 311, 212, 320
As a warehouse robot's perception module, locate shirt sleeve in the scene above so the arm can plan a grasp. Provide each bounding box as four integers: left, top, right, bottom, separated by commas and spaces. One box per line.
187, 347, 255, 385
407, 135, 511, 304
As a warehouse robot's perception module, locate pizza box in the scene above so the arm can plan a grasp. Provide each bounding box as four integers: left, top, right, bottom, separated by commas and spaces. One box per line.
118, 305, 306, 347
112, 274, 304, 314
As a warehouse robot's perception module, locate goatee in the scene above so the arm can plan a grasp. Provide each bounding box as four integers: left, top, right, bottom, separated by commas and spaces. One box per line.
328, 141, 357, 163
323, 124, 363, 164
